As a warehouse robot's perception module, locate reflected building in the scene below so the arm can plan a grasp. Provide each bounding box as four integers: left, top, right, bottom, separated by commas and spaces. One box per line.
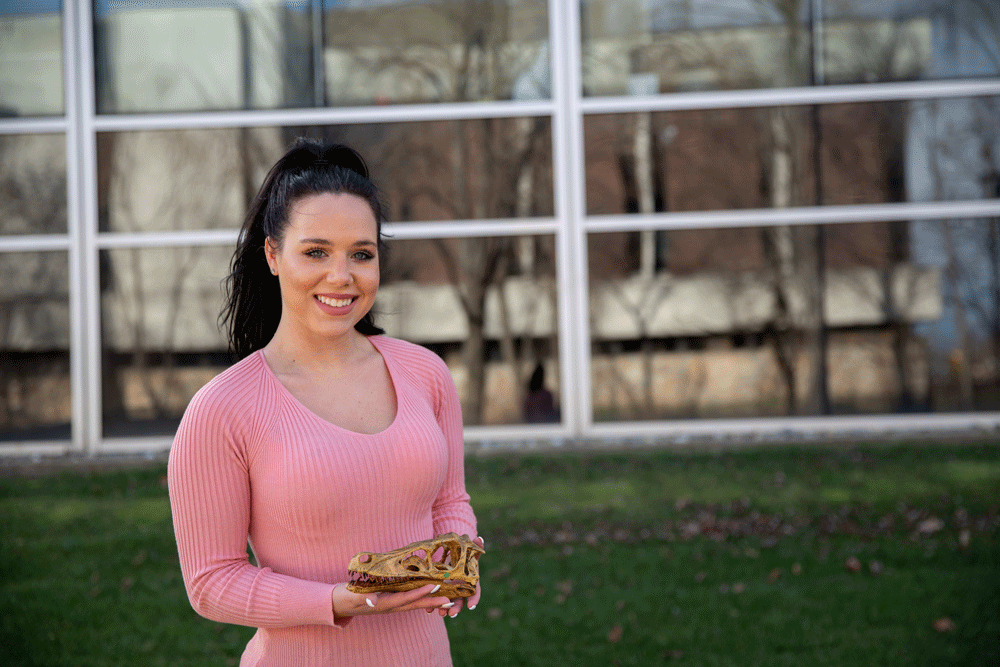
1, 0, 999, 451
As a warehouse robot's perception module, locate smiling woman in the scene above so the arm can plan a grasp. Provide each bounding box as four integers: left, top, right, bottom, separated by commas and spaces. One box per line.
167, 138, 483, 667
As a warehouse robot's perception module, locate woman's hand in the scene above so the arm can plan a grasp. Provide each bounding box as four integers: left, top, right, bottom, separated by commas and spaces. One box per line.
332, 583, 452, 620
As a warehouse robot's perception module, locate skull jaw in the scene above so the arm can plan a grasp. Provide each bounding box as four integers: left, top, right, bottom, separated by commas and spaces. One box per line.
346, 577, 476, 598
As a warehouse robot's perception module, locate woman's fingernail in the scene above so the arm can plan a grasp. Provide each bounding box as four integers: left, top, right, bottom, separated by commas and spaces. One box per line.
440, 602, 455, 608
366, 598, 375, 608
431, 585, 441, 594
468, 604, 477, 610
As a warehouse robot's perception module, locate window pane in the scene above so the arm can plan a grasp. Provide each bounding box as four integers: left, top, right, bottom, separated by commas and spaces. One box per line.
823, 0, 1000, 83
381, 235, 560, 426
94, 0, 549, 113
582, 0, 999, 96
99, 120, 554, 232
324, 0, 549, 105
95, 0, 316, 113
584, 97, 1000, 215
100, 246, 230, 437
0, 133, 67, 234
100, 235, 561, 433
0, 251, 71, 442
582, 0, 812, 95
0, 1, 64, 116
589, 219, 1000, 421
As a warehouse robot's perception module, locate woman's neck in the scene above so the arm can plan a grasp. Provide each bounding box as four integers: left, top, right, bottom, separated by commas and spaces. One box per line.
262, 324, 371, 376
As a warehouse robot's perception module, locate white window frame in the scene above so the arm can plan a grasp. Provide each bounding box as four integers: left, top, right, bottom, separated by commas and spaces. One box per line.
1, 0, 999, 456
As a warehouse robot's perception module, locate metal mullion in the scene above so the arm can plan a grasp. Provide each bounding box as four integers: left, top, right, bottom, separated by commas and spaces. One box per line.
91, 100, 557, 133
62, 0, 87, 456
96, 229, 239, 250
584, 199, 1000, 234
0, 236, 72, 253
0, 118, 67, 135
92, 219, 561, 250
71, 0, 101, 454
580, 77, 1000, 115
383, 218, 560, 241
550, 0, 590, 440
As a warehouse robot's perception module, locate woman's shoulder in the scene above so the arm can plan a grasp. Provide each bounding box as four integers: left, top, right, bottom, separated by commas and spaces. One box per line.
183, 351, 270, 418
370, 335, 452, 384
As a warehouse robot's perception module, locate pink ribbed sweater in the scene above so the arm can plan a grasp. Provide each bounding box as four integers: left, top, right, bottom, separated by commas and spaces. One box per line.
168, 335, 477, 667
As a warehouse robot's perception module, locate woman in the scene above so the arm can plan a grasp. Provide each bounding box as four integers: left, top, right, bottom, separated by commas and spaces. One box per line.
168, 138, 481, 667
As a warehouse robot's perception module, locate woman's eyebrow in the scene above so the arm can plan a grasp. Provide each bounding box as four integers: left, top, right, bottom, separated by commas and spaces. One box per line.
296, 238, 377, 247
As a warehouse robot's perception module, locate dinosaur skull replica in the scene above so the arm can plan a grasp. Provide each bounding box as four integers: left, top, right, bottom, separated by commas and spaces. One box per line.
347, 532, 484, 598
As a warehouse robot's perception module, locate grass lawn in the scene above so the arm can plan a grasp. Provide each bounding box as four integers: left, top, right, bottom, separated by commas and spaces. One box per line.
1, 442, 998, 666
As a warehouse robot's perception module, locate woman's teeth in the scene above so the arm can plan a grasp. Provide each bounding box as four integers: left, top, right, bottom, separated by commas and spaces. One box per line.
317, 295, 353, 308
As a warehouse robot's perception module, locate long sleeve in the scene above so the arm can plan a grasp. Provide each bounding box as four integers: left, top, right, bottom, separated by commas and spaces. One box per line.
167, 367, 339, 629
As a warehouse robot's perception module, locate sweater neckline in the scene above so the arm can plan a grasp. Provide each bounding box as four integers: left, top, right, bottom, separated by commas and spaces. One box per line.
255, 335, 401, 437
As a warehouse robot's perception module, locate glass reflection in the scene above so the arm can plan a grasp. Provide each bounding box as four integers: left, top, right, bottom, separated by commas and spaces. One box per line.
581, 0, 999, 96
589, 219, 1000, 421
585, 97, 1000, 215
100, 246, 230, 436
306, 119, 554, 222
0, 0, 64, 117
822, 0, 1000, 83
0, 251, 71, 441
323, 0, 549, 105
381, 236, 560, 426
94, 0, 549, 112
95, 0, 316, 113
0, 133, 67, 235
99, 120, 554, 232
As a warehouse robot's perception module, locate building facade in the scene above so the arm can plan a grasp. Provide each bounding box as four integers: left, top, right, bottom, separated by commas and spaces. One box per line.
1, 0, 1000, 455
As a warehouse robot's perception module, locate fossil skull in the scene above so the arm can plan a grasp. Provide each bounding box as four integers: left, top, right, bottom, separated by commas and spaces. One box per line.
347, 532, 484, 598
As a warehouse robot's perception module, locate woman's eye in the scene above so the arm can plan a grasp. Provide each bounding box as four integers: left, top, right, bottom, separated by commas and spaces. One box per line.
353, 251, 374, 261
305, 248, 326, 258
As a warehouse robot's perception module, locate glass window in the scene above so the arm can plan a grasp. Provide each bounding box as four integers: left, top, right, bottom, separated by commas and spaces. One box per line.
94, 0, 549, 113
589, 218, 1000, 421
323, 0, 550, 105
382, 235, 560, 426
99, 120, 554, 232
822, 0, 1000, 83
581, 0, 813, 95
99, 234, 561, 434
584, 96, 1000, 215
0, 250, 71, 442
0, 133, 67, 234
581, 0, 1000, 96
0, 0, 64, 117
100, 245, 231, 437
94, 0, 317, 113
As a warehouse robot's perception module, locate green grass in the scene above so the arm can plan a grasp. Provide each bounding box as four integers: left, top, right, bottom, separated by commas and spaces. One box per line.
1, 442, 998, 666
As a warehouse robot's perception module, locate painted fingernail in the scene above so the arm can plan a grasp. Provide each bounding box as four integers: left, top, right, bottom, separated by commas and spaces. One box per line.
431, 585, 441, 594
440, 602, 455, 608
468, 604, 477, 610
366, 598, 375, 608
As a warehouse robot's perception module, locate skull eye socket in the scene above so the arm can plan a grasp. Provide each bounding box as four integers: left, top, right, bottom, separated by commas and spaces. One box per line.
431, 546, 452, 566
359, 554, 372, 564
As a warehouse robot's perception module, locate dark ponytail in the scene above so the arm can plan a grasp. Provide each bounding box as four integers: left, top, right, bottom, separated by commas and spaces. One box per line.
221, 138, 385, 361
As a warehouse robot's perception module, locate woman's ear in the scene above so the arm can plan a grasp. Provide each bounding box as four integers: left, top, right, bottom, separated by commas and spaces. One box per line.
264, 237, 278, 274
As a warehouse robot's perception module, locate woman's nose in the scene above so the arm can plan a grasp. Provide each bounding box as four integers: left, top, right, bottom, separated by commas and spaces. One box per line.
326, 255, 351, 283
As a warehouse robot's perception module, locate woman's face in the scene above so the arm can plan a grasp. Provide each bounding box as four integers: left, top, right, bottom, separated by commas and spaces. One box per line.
265, 192, 380, 345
